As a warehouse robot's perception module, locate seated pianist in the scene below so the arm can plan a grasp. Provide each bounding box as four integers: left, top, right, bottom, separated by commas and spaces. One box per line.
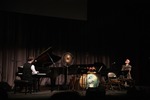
17, 56, 39, 92
16, 47, 62, 92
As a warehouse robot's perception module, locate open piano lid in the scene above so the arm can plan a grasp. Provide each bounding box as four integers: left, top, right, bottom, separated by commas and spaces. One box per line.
34, 47, 61, 67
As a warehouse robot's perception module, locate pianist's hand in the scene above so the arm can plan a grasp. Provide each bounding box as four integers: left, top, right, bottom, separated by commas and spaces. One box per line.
37, 71, 39, 74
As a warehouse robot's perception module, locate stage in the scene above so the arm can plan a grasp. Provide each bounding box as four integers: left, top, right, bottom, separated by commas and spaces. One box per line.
5, 86, 134, 100
6, 85, 150, 100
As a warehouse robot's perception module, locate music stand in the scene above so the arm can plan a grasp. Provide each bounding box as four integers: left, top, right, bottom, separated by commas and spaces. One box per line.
120, 70, 129, 78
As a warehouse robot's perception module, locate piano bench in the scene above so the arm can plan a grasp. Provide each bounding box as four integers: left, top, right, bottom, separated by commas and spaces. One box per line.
13, 80, 32, 94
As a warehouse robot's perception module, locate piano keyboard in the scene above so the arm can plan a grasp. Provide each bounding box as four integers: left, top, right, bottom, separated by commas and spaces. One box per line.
17, 73, 47, 76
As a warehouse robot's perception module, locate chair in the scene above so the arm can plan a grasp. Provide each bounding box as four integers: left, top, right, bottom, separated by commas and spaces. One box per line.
107, 72, 122, 90
13, 79, 32, 94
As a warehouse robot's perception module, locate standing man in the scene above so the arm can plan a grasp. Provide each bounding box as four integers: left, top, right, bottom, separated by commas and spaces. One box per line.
121, 58, 133, 87
121, 58, 132, 79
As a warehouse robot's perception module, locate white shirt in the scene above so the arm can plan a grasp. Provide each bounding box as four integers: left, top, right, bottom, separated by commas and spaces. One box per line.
31, 65, 39, 74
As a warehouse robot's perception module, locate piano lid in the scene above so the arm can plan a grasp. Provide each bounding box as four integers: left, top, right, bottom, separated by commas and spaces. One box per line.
33, 47, 61, 67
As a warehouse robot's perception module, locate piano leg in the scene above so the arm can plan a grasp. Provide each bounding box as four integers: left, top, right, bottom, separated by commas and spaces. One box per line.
50, 76, 56, 91
36, 78, 40, 91
32, 77, 39, 92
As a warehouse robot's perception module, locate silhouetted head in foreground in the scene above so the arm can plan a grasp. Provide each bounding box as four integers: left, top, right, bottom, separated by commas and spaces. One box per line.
50, 91, 82, 99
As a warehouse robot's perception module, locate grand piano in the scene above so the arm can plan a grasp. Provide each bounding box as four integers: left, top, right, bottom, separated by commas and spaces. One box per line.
33, 47, 62, 74
16, 47, 62, 91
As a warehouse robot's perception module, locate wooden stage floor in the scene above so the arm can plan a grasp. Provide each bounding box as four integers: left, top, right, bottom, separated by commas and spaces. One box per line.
6, 85, 150, 100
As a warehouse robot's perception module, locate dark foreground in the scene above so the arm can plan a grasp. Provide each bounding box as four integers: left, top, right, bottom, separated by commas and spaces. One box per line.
1, 85, 150, 100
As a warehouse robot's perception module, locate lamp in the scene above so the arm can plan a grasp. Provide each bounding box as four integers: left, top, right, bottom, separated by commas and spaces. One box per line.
62, 52, 74, 87
62, 52, 74, 67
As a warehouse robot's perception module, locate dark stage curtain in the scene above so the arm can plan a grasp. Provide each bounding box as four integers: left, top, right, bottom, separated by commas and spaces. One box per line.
0, 10, 145, 87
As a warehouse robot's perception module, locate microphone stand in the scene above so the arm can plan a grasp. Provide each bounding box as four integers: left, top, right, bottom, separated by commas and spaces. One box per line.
64, 63, 69, 90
